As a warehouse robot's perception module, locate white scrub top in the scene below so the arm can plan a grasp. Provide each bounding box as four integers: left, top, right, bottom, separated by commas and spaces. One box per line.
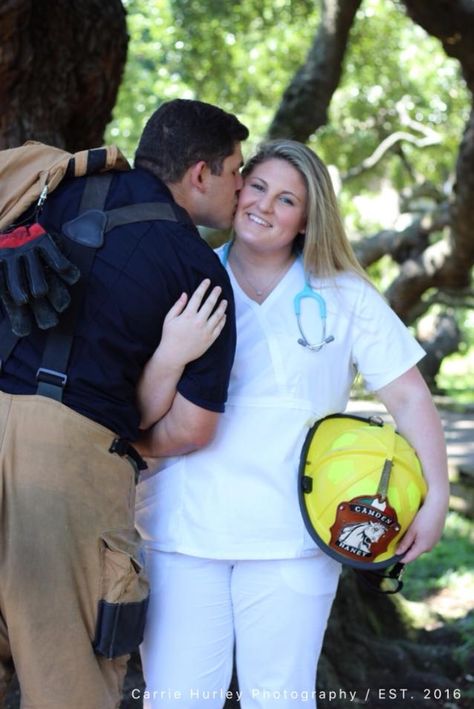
135, 248, 425, 560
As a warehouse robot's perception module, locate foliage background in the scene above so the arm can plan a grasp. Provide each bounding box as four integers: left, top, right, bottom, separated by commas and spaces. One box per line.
107, 0, 469, 198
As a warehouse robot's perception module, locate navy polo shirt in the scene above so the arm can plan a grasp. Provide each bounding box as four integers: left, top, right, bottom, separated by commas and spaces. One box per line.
0, 168, 236, 440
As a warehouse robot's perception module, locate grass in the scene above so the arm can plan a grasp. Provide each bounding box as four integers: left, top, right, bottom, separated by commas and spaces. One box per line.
437, 347, 474, 408
401, 512, 474, 603
401, 511, 474, 692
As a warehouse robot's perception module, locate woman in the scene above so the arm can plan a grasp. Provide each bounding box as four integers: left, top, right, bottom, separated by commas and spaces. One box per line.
135, 140, 449, 708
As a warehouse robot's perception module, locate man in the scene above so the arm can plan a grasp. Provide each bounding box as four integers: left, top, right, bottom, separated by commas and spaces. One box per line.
0, 99, 248, 709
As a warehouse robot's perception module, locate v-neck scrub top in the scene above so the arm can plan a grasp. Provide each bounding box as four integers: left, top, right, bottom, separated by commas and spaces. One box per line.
135, 247, 425, 561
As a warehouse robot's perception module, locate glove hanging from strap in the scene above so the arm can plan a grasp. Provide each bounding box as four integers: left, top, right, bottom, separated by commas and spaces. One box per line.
0, 223, 80, 336
0, 141, 131, 337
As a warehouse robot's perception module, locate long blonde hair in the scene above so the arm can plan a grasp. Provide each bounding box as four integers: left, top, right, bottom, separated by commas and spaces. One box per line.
242, 139, 367, 279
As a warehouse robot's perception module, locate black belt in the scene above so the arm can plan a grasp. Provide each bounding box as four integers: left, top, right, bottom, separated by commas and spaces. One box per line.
109, 436, 148, 481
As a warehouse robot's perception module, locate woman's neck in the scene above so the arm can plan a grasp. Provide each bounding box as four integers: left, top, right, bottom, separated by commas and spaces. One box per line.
228, 241, 296, 303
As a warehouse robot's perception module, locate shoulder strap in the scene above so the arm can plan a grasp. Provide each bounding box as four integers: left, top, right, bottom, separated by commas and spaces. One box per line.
375, 423, 396, 500
78, 172, 114, 212
35, 174, 115, 401
105, 201, 186, 230
0, 321, 20, 374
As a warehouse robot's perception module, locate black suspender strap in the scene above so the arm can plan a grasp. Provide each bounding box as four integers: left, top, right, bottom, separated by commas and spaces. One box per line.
78, 173, 114, 212
35, 239, 96, 401
35, 177, 180, 402
105, 202, 183, 230
0, 320, 19, 374
35, 174, 115, 401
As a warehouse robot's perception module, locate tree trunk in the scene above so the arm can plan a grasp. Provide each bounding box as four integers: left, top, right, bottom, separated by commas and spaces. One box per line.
268, 0, 363, 141
402, 0, 474, 93
416, 313, 461, 388
0, 0, 128, 150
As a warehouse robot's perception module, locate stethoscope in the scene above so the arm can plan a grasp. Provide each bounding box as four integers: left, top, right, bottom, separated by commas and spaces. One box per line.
222, 241, 335, 353
294, 279, 335, 352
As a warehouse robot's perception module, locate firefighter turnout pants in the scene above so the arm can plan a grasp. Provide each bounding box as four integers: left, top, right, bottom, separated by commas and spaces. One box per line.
0, 392, 148, 709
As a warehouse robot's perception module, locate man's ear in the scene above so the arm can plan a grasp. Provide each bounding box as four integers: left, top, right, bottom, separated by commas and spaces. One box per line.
189, 161, 209, 192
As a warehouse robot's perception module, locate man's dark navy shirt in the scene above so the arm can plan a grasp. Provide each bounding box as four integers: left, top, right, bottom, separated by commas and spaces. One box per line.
0, 167, 236, 440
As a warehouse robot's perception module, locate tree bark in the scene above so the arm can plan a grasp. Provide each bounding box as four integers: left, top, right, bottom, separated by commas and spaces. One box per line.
402, 0, 474, 93
0, 0, 128, 150
416, 313, 461, 388
353, 205, 449, 270
267, 0, 363, 141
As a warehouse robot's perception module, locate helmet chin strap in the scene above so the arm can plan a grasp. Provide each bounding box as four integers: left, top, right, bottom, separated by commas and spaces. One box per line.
376, 421, 396, 501
355, 561, 406, 595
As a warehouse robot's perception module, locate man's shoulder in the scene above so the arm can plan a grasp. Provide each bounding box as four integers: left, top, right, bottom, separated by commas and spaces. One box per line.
45, 166, 168, 212
104, 166, 169, 206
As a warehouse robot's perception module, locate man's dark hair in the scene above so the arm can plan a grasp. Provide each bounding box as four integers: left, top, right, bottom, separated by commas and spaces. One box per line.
134, 99, 249, 183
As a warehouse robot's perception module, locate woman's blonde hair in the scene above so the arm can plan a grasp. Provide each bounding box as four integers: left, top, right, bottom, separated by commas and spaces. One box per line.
242, 139, 366, 279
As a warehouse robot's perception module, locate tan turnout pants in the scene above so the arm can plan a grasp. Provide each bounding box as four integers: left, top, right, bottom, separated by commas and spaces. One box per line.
0, 392, 148, 709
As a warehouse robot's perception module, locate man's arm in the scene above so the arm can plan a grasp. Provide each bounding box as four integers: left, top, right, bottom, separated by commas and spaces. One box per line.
135, 392, 220, 458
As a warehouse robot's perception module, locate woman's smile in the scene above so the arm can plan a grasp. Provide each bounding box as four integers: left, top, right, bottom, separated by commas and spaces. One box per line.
247, 212, 272, 227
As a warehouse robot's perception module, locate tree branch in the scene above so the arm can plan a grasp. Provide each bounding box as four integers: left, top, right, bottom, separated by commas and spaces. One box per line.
423, 289, 474, 310
353, 204, 449, 268
416, 312, 461, 388
342, 128, 441, 180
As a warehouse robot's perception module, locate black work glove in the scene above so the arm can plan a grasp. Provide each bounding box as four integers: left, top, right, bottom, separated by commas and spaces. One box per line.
0, 223, 81, 336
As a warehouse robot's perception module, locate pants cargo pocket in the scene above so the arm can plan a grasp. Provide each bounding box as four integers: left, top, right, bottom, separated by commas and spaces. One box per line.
93, 528, 150, 659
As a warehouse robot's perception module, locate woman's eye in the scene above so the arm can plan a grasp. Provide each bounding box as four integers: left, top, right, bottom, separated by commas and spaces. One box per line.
250, 182, 264, 191
280, 196, 294, 206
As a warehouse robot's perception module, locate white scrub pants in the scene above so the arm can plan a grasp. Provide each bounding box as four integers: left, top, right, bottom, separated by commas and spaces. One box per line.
140, 551, 339, 709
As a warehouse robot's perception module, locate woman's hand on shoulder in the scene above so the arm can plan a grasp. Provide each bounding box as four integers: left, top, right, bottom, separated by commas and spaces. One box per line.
137, 280, 228, 430
159, 278, 228, 369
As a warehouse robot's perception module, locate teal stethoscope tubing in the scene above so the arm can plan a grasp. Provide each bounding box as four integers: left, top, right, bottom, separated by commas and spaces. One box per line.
222, 241, 335, 353
293, 280, 335, 351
